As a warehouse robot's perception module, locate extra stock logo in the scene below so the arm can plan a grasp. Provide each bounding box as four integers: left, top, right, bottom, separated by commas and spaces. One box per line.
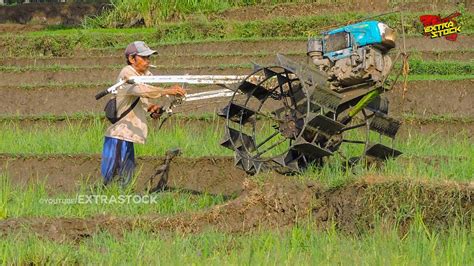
420, 12, 462, 41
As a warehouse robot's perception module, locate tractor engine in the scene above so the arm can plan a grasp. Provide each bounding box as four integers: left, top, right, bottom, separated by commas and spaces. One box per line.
307, 21, 396, 89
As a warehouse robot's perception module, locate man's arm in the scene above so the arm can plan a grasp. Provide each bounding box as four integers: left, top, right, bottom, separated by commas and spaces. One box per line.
120, 83, 185, 99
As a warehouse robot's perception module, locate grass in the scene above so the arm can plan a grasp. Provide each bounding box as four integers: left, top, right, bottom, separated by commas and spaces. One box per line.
0, 173, 225, 219
82, 0, 341, 27
0, 217, 472, 264
1, 60, 473, 77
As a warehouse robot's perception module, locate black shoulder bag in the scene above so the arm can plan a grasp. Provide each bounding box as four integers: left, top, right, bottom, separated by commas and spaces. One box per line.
104, 97, 140, 124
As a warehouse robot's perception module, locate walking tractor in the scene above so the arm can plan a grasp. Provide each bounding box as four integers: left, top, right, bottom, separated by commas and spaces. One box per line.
97, 20, 406, 175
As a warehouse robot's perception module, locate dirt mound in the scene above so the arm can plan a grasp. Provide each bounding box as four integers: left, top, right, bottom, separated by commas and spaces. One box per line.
1, 177, 472, 242
151, 177, 317, 233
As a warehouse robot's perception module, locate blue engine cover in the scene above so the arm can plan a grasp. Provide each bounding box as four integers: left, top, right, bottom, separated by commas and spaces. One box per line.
323, 20, 383, 61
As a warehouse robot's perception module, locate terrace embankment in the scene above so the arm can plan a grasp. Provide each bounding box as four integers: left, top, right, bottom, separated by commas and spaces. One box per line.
0, 175, 472, 242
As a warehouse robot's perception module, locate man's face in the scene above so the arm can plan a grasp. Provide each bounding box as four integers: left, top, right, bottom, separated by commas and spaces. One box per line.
129, 55, 151, 74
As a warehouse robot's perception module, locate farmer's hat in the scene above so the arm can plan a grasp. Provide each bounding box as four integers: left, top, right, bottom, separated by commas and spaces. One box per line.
124, 41, 157, 58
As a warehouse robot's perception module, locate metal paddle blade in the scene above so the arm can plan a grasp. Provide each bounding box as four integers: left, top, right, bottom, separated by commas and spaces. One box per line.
234, 152, 256, 174
272, 150, 301, 171
218, 102, 256, 124
238, 81, 271, 101
310, 86, 342, 112
306, 113, 345, 136
370, 114, 401, 138
365, 143, 402, 160
292, 138, 333, 158
220, 127, 256, 152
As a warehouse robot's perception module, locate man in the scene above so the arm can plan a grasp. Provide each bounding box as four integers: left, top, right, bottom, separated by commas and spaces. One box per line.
101, 41, 185, 187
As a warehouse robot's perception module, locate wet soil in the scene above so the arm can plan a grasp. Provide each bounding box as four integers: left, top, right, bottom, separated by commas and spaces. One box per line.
0, 80, 472, 118
0, 175, 472, 242
0, 66, 253, 86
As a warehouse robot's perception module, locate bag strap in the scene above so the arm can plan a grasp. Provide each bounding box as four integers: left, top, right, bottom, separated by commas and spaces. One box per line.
117, 97, 140, 122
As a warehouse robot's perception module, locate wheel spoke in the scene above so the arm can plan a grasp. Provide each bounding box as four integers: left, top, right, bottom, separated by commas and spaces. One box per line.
255, 137, 288, 157
255, 131, 280, 149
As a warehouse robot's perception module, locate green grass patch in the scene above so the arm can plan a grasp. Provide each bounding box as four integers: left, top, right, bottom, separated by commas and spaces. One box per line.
407, 60, 474, 76
407, 74, 474, 81
1, 60, 472, 77
1, 221, 472, 264
0, 173, 225, 219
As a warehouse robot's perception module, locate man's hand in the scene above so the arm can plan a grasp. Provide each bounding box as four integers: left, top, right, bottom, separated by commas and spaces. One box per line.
124, 77, 135, 84
148, 104, 163, 119
167, 85, 186, 97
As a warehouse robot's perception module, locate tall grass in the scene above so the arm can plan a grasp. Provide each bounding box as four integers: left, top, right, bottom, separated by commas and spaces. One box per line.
83, 0, 321, 28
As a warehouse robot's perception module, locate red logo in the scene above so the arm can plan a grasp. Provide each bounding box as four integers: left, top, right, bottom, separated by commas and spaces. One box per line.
420, 12, 462, 41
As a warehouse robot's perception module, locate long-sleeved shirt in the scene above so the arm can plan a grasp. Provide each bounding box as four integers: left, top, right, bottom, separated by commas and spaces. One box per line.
105, 65, 165, 144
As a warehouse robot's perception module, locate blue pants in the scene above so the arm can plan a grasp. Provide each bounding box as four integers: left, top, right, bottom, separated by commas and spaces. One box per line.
101, 136, 135, 186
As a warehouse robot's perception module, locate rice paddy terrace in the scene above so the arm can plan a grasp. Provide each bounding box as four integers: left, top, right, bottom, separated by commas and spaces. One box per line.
0, 1, 473, 264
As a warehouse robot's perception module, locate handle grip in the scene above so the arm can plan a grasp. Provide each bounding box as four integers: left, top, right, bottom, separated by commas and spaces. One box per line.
95, 90, 109, 100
